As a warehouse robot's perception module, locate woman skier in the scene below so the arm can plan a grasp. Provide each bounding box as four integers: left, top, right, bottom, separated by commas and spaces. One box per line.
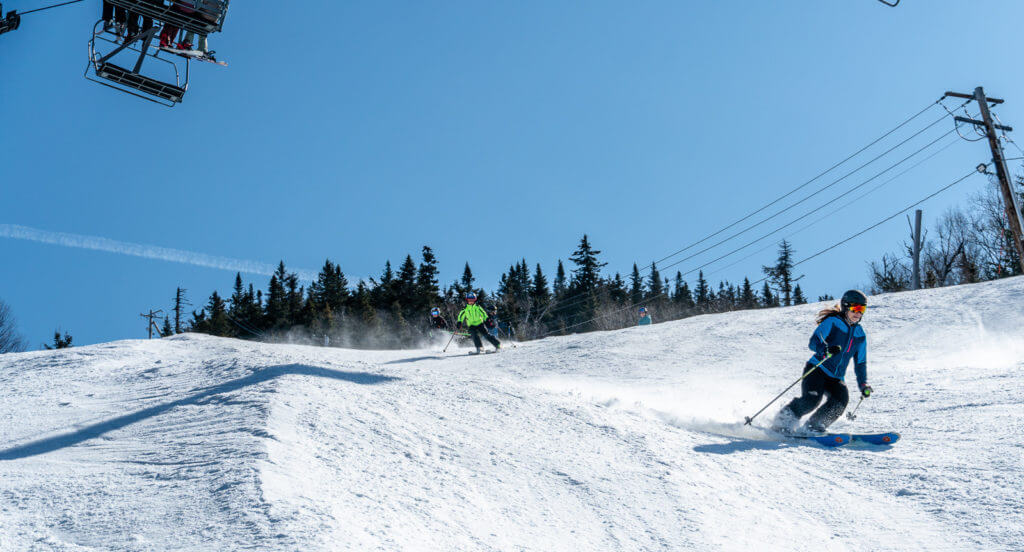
772, 290, 873, 434
457, 292, 500, 354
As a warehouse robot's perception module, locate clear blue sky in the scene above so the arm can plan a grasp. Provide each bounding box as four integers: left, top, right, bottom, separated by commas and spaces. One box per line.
1, 0, 1020, 347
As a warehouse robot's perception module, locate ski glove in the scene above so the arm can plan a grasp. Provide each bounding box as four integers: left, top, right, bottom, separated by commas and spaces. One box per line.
826, 345, 842, 356
860, 385, 873, 398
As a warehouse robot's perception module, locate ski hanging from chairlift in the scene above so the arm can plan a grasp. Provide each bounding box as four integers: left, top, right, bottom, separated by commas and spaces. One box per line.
85, 0, 230, 107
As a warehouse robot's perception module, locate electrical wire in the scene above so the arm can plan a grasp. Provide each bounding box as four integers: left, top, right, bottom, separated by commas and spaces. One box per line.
18, 0, 84, 16
662, 128, 957, 277
542, 165, 981, 337
542, 105, 961, 319
647, 100, 946, 271
703, 134, 964, 280
752, 167, 981, 284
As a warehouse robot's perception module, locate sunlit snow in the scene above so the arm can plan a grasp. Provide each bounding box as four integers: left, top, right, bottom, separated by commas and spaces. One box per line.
2, 277, 1022, 551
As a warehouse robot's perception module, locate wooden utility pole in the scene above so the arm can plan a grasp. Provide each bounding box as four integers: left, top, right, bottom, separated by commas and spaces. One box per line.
945, 87, 1024, 274
912, 209, 922, 290
140, 309, 163, 339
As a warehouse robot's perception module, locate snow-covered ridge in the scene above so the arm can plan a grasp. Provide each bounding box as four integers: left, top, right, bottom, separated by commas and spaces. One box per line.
2, 277, 1023, 551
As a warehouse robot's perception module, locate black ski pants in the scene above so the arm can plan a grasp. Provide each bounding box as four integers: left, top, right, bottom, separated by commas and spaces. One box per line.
467, 323, 500, 350
783, 362, 849, 430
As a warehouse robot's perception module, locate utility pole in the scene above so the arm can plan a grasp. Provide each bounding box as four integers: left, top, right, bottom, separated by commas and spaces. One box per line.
945, 87, 1024, 274
912, 209, 922, 290
140, 309, 163, 339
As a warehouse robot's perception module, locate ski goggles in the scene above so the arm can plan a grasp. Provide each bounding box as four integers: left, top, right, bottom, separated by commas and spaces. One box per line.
847, 304, 867, 314
430, 309, 440, 316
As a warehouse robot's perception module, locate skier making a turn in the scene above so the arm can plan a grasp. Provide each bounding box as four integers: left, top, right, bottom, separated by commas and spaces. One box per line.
457, 292, 501, 354
772, 290, 873, 434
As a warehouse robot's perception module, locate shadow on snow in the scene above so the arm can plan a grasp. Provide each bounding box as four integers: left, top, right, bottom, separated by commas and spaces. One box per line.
0, 364, 400, 461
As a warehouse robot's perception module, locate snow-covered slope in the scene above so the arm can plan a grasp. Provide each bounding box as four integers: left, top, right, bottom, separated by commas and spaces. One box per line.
2, 277, 1023, 551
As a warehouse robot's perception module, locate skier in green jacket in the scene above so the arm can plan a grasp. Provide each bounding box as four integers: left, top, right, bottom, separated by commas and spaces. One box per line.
457, 292, 501, 354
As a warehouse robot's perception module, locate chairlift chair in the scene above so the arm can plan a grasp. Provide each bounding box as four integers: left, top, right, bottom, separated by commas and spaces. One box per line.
106, 0, 229, 36
85, 21, 189, 107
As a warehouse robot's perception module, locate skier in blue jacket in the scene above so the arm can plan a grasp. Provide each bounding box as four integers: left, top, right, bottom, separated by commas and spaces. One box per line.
772, 290, 873, 434
637, 306, 652, 326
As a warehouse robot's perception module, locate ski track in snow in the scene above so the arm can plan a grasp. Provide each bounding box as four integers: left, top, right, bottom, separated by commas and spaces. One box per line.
2, 277, 1023, 551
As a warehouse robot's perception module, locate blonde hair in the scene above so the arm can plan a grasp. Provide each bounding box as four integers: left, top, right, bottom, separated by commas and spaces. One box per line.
816, 304, 844, 324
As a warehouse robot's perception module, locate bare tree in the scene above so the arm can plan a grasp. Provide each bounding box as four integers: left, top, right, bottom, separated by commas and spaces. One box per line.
868, 253, 911, 293
921, 208, 970, 287
0, 299, 27, 354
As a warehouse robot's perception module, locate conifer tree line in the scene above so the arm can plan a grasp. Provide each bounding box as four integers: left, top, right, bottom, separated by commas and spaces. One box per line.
173, 237, 811, 349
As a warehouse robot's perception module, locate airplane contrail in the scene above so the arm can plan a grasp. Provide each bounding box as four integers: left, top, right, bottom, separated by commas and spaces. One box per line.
1, 224, 318, 281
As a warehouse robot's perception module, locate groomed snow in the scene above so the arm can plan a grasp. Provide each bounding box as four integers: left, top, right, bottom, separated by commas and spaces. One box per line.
2, 277, 1023, 551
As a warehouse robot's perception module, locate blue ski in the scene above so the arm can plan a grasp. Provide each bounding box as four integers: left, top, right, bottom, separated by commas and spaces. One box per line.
851, 432, 900, 445
792, 433, 852, 447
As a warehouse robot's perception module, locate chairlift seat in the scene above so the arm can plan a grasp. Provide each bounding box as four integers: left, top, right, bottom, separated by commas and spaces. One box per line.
106, 0, 229, 36
97, 62, 185, 103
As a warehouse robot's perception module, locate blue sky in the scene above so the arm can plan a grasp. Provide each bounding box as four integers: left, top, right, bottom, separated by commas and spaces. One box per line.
1, 0, 1020, 347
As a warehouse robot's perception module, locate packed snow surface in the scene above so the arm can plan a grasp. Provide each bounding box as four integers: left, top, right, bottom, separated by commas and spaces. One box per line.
2, 277, 1023, 551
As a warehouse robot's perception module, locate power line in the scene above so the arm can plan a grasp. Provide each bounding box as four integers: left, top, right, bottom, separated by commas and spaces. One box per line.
543, 164, 981, 337
704, 134, 964, 280
664, 127, 957, 278
752, 167, 981, 284
648, 100, 947, 271
544, 102, 962, 319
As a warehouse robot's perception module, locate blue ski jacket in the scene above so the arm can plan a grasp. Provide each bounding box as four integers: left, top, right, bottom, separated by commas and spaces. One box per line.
638, 315, 652, 326
807, 314, 868, 388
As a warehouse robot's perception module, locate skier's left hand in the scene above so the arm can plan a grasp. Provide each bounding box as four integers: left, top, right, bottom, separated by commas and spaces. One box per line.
860, 385, 873, 398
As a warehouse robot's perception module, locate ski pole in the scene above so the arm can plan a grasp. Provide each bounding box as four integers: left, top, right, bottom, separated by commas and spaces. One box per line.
441, 330, 457, 353
846, 396, 865, 421
743, 353, 832, 426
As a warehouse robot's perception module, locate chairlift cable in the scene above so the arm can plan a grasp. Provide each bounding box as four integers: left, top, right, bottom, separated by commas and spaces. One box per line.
18, 0, 84, 16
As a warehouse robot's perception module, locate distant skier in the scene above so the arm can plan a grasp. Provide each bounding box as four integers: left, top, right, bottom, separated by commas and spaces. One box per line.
457, 292, 500, 354
484, 305, 499, 338
429, 307, 448, 331
637, 306, 652, 326
772, 290, 873, 434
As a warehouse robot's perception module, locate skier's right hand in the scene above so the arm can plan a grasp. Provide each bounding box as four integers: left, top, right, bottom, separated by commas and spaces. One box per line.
826, 345, 842, 356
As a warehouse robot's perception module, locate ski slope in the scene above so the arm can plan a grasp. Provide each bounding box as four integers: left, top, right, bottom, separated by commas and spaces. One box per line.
2, 277, 1023, 551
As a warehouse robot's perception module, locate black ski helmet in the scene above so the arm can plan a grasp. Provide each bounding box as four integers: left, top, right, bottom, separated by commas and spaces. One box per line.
840, 289, 868, 311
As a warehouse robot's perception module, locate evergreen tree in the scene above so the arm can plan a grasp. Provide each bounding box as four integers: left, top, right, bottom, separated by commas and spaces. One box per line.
531, 263, 551, 307
608, 273, 628, 304
793, 284, 807, 305
553, 260, 567, 298
674, 273, 694, 310
763, 240, 797, 306
416, 246, 441, 310
459, 262, 475, 296
630, 263, 644, 305
265, 262, 289, 329
761, 281, 776, 307
695, 271, 710, 310
647, 262, 663, 302
196, 291, 231, 337
740, 277, 756, 309
396, 255, 418, 314
569, 235, 606, 295
161, 316, 173, 337
44, 330, 73, 350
